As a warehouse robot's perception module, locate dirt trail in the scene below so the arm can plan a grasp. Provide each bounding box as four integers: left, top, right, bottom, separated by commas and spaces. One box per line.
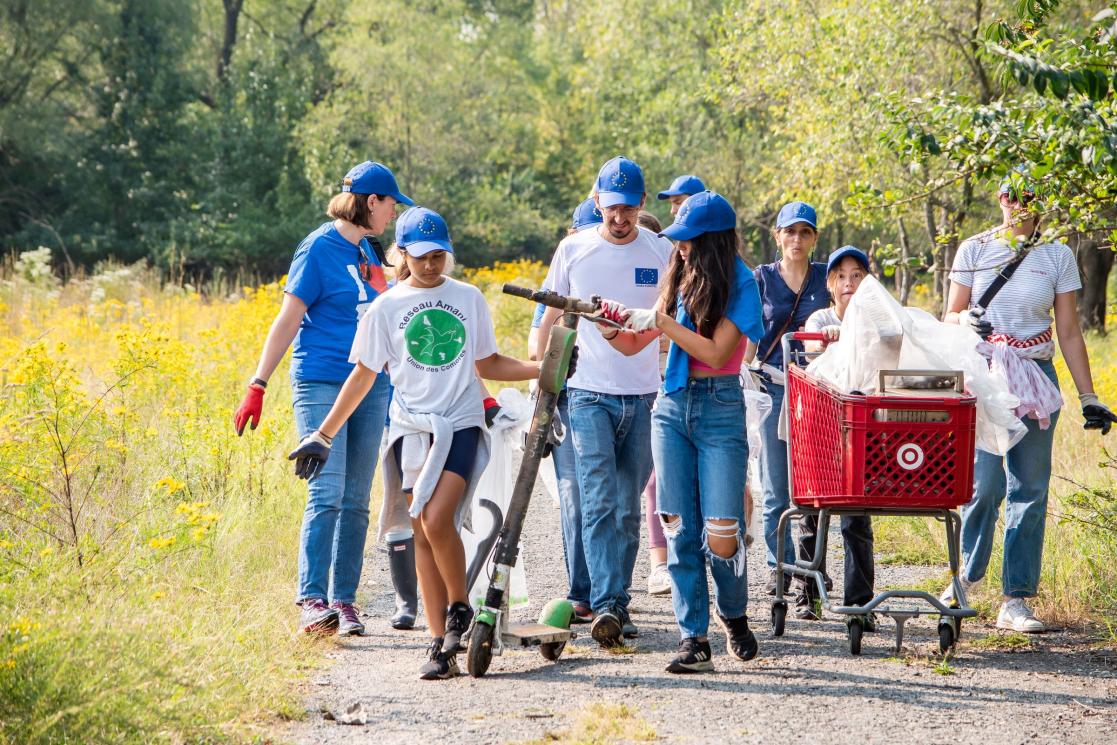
289, 477, 1117, 744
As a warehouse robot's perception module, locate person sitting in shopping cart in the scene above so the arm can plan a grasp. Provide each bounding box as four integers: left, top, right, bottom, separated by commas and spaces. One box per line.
942, 169, 1117, 633
799, 245, 877, 626
596, 191, 766, 673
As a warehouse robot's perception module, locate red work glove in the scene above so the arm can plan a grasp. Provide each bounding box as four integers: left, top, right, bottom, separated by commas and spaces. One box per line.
234, 385, 265, 435
483, 396, 501, 428
597, 299, 628, 324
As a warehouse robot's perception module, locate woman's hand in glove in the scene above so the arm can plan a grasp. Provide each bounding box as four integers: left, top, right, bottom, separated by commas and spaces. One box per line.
289, 431, 332, 479
959, 309, 994, 339
821, 325, 841, 342
234, 384, 265, 435
1080, 394, 1117, 435
624, 308, 659, 332
596, 299, 628, 325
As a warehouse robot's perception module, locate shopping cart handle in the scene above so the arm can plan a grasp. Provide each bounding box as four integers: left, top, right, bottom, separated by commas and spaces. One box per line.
790, 332, 827, 342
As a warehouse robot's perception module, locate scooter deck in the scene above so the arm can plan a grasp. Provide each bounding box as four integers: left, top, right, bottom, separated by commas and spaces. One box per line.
503, 623, 574, 647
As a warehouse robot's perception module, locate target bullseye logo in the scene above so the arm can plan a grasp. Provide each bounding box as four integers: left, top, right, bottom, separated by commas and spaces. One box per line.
896, 443, 924, 471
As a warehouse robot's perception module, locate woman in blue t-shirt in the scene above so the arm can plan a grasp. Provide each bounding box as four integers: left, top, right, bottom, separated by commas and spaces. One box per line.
599, 192, 766, 673
745, 201, 830, 619
233, 160, 411, 636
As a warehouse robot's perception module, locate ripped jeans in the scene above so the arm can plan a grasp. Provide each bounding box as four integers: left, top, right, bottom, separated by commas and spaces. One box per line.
652, 376, 749, 640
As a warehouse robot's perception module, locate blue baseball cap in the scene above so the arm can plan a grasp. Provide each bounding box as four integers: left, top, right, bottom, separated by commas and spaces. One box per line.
571, 198, 603, 231
657, 174, 707, 200
595, 156, 645, 208
659, 191, 737, 241
342, 161, 414, 206
395, 207, 453, 257
826, 245, 870, 274
775, 201, 817, 229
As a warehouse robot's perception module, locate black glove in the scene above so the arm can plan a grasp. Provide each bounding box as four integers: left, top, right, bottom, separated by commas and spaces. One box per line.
288, 431, 332, 480
963, 309, 993, 340
566, 345, 579, 380
1081, 394, 1117, 435
484, 401, 502, 428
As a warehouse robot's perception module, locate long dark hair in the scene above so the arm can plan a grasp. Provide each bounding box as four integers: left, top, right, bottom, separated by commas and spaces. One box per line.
660, 228, 739, 338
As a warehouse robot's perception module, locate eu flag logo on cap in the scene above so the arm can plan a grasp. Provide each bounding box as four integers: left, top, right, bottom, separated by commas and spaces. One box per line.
635, 268, 658, 286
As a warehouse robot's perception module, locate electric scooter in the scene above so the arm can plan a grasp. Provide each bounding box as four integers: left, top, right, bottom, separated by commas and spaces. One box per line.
464, 283, 613, 678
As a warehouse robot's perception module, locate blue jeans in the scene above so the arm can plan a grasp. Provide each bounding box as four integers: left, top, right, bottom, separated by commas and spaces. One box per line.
961, 359, 1059, 598
652, 377, 750, 639
567, 388, 655, 614
553, 393, 590, 605
292, 375, 390, 604
759, 381, 795, 568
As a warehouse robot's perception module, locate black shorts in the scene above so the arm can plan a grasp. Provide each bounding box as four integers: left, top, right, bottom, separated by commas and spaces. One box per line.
393, 426, 481, 488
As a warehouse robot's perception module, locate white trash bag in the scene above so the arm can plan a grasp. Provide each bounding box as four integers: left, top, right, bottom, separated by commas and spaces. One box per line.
463, 387, 534, 609
805, 275, 1026, 455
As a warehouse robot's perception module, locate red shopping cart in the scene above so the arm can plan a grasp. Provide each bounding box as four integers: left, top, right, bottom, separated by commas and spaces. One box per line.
771, 332, 978, 654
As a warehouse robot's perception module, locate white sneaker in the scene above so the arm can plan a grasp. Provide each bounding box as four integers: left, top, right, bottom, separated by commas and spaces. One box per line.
939, 577, 977, 605
647, 562, 672, 596
996, 598, 1046, 633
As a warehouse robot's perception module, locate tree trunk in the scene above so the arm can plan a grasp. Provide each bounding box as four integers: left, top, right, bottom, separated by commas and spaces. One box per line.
1074, 233, 1112, 332
897, 216, 912, 305
216, 0, 244, 82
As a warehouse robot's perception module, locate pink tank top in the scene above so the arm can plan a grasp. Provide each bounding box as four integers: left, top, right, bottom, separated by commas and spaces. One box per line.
688, 337, 747, 377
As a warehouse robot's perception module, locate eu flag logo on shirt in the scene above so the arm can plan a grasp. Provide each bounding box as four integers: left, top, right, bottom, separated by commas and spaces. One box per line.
635, 268, 658, 286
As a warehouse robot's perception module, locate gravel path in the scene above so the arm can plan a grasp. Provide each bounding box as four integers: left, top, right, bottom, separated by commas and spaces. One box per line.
289, 471, 1117, 745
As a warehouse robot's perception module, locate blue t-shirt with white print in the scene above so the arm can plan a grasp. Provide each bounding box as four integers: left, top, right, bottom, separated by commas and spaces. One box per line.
285, 222, 384, 383
753, 261, 830, 371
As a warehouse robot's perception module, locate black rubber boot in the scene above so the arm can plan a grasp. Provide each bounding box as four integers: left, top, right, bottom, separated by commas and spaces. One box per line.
387, 537, 418, 630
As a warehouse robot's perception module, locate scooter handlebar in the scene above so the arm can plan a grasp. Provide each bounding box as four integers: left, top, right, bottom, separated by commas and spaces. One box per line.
502, 283, 599, 314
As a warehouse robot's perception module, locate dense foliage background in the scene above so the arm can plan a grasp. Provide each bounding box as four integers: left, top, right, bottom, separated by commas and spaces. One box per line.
2, 0, 1115, 309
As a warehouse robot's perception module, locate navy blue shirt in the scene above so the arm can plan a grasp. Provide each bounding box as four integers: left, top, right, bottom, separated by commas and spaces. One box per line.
285, 222, 384, 383
753, 261, 830, 371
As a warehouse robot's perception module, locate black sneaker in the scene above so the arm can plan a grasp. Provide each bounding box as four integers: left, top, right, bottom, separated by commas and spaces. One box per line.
299, 598, 339, 635
766, 569, 792, 596
794, 593, 821, 620
418, 637, 460, 680
717, 613, 759, 662
622, 618, 639, 639
442, 601, 474, 655
665, 637, 713, 674
590, 608, 623, 648
570, 601, 593, 624
857, 613, 877, 633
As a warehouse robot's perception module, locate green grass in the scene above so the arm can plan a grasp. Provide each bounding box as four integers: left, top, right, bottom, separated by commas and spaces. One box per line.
521, 703, 657, 745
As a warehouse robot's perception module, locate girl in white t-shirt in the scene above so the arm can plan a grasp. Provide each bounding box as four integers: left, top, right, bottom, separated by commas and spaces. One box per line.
289, 207, 543, 680
943, 176, 1116, 633
802, 246, 877, 624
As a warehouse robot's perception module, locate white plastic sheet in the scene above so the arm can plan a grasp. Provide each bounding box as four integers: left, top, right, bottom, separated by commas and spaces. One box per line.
463, 387, 534, 609
740, 370, 773, 547
805, 276, 1027, 455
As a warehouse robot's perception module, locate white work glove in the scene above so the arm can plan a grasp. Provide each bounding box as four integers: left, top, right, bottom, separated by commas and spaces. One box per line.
821, 325, 841, 342
596, 299, 628, 325
624, 308, 658, 332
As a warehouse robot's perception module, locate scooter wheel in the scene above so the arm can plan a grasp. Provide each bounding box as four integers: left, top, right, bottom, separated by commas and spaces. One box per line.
771, 602, 787, 637
467, 621, 495, 678
540, 641, 566, 661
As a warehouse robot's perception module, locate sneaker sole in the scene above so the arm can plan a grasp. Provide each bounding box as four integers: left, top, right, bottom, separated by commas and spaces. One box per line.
571, 615, 593, 625
996, 619, 1046, 633
666, 659, 714, 674
648, 586, 672, 597
302, 614, 340, 635
591, 616, 623, 648
717, 617, 759, 662
338, 624, 365, 637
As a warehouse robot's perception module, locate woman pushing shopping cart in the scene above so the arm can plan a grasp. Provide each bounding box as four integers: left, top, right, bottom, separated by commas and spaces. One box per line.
772, 330, 978, 655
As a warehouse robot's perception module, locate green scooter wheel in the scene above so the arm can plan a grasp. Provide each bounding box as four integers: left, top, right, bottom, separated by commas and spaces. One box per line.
538, 598, 574, 629
467, 621, 495, 678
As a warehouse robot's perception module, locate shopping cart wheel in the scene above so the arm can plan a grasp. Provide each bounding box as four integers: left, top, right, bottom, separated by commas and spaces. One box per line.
937, 621, 956, 653
771, 601, 787, 637
847, 617, 863, 656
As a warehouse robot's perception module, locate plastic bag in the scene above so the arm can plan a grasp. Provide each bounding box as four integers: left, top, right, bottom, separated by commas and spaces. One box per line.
740, 371, 772, 547
806, 276, 1026, 455
463, 387, 534, 609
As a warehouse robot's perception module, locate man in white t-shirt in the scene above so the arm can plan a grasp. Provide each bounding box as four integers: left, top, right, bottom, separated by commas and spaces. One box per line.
539, 156, 671, 647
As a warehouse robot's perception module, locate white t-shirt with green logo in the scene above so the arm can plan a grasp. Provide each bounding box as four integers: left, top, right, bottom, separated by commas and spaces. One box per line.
349, 277, 498, 429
